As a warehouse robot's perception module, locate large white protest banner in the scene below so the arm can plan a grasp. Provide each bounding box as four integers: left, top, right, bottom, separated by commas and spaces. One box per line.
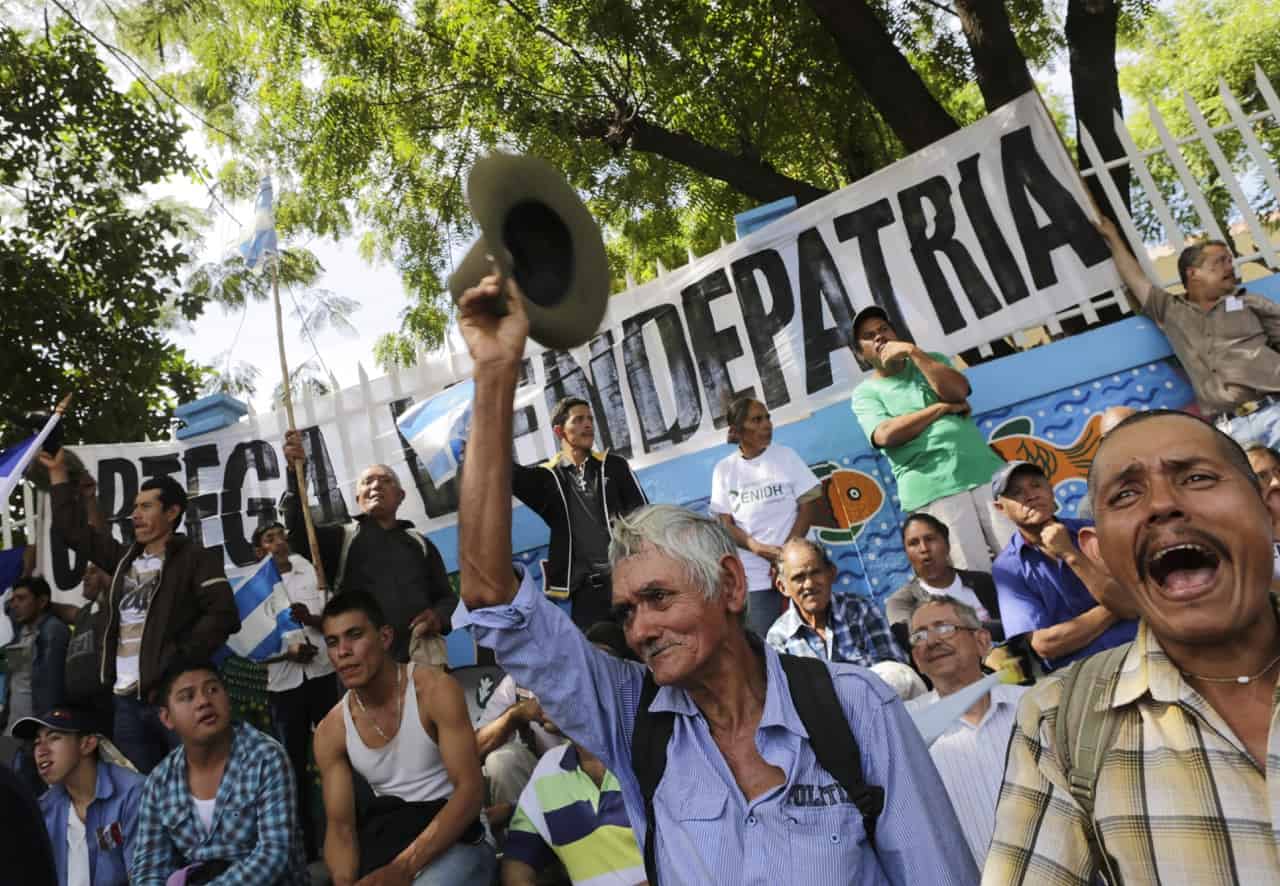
37, 92, 1120, 600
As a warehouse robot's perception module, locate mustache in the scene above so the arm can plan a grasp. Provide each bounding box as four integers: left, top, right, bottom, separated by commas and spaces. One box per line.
641, 639, 680, 661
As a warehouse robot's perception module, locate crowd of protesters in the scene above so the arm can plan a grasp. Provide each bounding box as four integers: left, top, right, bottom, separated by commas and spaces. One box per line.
3, 226, 1280, 885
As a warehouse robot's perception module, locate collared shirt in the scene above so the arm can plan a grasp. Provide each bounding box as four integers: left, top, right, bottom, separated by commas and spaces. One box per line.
40, 760, 145, 886
1143, 285, 1280, 415
985, 619, 1280, 886
456, 567, 976, 886
991, 518, 1136, 670
132, 722, 308, 886
765, 594, 907, 667
910, 683, 1026, 869
506, 743, 644, 886
266, 554, 335, 693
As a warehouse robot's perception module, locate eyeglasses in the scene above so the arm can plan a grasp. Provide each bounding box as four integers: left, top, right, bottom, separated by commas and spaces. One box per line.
908, 622, 974, 647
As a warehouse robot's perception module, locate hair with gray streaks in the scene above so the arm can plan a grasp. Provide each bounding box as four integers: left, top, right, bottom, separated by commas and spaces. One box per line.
906, 594, 983, 630
609, 504, 737, 601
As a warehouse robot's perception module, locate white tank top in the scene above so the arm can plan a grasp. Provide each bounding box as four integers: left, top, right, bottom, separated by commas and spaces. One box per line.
342, 663, 452, 802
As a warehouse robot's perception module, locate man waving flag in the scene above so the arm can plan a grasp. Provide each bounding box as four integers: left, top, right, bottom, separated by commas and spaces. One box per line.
0, 396, 69, 503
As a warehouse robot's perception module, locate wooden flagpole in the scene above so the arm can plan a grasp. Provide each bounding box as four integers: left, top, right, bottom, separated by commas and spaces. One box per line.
272, 256, 329, 598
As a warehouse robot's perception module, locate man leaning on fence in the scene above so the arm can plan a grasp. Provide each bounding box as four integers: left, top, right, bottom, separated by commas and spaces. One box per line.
451, 273, 976, 885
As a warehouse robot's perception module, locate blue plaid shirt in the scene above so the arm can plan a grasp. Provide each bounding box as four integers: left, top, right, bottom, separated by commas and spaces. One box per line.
766, 593, 907, 667
132, 722, 308, 886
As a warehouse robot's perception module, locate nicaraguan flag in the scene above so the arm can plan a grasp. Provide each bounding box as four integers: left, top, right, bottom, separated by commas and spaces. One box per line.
238, 175, 279, 270
223, 556, 301, 662
0, 410, 62, 503
397, 380, 475, 486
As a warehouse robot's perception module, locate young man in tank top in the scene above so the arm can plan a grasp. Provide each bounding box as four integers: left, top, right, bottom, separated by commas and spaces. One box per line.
314, 590, 494, 886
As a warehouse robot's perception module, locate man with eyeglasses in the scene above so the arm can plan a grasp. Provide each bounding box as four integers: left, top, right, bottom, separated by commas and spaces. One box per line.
1096, 217, 1280, 447
904, 596, 1026, 868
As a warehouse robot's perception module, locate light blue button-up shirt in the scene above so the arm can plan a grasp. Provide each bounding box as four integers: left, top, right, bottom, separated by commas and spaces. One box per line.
456, 567, 977, 885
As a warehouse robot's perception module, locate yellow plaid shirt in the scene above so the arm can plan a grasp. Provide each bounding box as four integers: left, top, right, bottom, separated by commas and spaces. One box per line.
984, 619, 1280, 885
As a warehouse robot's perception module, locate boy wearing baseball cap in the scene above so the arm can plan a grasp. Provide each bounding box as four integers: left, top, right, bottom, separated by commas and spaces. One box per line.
14, 706, 144, 886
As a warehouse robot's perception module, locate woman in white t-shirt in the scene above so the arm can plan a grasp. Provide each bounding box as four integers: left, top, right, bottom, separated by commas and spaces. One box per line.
709, 397, 822, 638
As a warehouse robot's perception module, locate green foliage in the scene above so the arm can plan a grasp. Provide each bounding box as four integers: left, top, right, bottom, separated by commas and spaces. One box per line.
0, 23, 207, 446
1118, 0, 1280, 246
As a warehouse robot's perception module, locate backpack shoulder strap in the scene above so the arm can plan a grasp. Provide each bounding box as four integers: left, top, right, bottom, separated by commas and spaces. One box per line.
778, 654, 884, 847
1053, 642, 1131, 880
630, 672, 674, 886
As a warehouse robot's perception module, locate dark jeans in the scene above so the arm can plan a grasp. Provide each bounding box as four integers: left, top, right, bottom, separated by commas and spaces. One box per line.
112, 693, 178, 774
269, 673, 340, 859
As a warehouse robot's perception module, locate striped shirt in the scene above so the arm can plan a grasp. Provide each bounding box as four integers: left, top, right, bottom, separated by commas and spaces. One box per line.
912, 683, 1025, 868
456, 566, 977, 886
985, 619, 1280, 885
505, 743, 643, 886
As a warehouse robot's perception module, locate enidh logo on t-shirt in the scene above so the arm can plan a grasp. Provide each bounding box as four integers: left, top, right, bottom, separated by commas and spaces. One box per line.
729, 482, 788, 508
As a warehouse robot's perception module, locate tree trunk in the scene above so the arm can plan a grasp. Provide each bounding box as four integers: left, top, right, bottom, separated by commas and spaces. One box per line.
1066, 0, 1131, 219
575, 114, 832, 205
951, 0, 1036, 111
805, 0, 959, 151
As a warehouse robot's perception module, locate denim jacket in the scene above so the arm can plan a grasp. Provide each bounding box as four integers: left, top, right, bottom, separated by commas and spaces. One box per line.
39, 760, 145, 886
3, 611, 70, 719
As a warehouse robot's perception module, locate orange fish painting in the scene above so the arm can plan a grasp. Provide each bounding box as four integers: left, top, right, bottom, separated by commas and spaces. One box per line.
808, 462, 886, 545
988, 413, 1105, 486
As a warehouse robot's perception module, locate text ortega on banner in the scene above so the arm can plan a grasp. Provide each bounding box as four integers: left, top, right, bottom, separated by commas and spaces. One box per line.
36, 92, 1121, 602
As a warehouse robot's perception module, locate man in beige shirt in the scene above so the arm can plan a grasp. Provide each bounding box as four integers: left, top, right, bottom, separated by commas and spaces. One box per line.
1096, 217, 1280, 446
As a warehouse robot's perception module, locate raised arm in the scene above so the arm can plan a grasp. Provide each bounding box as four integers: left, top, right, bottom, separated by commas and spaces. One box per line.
457, 275, 531, 610
315, 710, 360, 886
1094, 216, 1153, 306
384, 670, 484, 875
40, 448, 126, 572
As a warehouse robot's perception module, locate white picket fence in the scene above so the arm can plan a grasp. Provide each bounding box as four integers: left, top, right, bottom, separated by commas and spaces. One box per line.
4, 68, 1280, 545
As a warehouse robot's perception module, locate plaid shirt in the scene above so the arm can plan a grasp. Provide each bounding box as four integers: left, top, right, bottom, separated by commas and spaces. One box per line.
985, 618, 1280, 885
132, 722, 308, 886
765, 592, 907, 666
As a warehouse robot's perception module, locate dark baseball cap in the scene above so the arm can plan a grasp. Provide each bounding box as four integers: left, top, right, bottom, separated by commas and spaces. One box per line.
851, 304, 890, 339
990, 460, 1047, 499
11, 706, 98, 741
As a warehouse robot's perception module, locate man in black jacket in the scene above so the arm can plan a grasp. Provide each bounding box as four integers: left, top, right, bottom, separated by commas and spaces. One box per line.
513, 397, 648, 630
282, 432, 455, 660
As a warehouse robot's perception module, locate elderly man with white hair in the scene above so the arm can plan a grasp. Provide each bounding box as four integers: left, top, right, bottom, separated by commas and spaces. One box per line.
281, 438, 456, 660
451, 274, 975, 885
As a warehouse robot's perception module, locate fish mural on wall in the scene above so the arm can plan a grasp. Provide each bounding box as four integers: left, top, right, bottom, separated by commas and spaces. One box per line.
987, 412, 1105, 487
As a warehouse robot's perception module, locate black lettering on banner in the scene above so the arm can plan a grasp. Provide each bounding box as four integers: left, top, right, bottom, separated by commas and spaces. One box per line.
900, 175, 1006, 333
832, 198, 912, 337
540, 347, 626, 451
182, 444, 221, 553
621, 305, 702, 453
49, 535, 84, 592
957, 154, 1031, 307
298, 428, 350, 524
139, 453, 181, 483
221, 441, 280, 567
796, 228, 858, 394
731, 250, 793, 410
1000, 126, 1111, 287
681, 269, 755, 428
97, 457, 139, 545
389, 398, 460, 520
588, 331, 633, 458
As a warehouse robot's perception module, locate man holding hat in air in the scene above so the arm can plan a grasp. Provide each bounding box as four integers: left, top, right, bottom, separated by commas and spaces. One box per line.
14, 706, 145, 886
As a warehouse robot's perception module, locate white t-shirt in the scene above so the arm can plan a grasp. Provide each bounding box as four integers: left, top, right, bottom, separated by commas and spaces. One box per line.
193, 796, 217, 833
919, 574, 991, 623
710, 444, 821, 590
266, 555, 336, 693
115, 551, 164, 694
66, 809, 90, 886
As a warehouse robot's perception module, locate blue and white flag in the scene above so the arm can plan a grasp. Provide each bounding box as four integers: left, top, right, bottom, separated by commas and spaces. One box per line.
238, 175, 279, 270
0, 410, 62, 503
223, 556, 301, 662
397, 380, 476, 486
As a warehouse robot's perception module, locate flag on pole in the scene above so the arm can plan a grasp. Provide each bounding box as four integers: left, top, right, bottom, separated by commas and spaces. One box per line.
0, 410, 63, 503
222, 556, 303, 662
239, 175, 279, 270
396, 380, 476, 486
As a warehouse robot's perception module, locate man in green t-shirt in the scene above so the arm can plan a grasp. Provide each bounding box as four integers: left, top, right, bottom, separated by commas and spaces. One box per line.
850, 306, 1012, 572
